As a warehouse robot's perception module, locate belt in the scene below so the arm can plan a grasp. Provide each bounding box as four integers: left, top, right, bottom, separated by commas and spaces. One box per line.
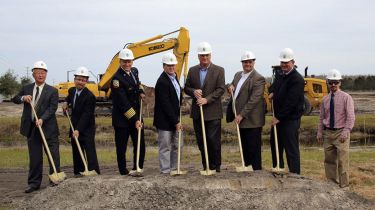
324, 126, 343, 131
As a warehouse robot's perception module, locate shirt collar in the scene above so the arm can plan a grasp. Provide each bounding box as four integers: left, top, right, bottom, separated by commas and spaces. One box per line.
283, 67, 295, 75
121, 67, 131, 74
167, 73, 177, 80
75, 88, 83, 95
199, 63, 211, 71
34, 83, 45, 89
242, 69, 254, 77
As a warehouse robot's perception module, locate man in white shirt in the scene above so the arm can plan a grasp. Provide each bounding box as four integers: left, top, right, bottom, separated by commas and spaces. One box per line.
12, 61, 61, 193
228, 51, 266, 170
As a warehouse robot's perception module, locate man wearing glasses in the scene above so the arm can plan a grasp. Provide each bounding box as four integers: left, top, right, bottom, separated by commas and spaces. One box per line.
317, 69, 355, 188
184, 42, 225, 172
63, 67, 100, 176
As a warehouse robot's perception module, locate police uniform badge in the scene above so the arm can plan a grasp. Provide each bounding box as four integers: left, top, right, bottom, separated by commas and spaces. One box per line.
113, 80, 120, 88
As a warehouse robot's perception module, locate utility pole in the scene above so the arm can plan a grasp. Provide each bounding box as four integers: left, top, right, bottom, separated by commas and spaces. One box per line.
26, 66, 29, 77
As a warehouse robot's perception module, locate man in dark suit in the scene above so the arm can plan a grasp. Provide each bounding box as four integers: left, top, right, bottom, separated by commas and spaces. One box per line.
111, 49, 146, 175
184, 42, 225, 172
227, 51, 265, 170
63, 66, 100, 175
154, 53, 183, 174
269, 48, 305, 174
12, 61, 61, 193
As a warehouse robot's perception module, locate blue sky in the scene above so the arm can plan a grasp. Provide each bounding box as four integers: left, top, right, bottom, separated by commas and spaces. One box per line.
1, 0, 374, 86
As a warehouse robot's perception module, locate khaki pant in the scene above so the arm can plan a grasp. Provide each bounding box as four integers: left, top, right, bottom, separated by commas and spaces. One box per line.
323, 129, 350, 187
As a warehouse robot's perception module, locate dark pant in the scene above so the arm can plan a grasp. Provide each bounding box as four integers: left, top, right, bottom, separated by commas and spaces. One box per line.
239, 127, 262, 170
71, 134, 100, 175
193, 119, 221, 170
114, 126, 145, 175
270, 119, 301, 174
27, 128, 60, 188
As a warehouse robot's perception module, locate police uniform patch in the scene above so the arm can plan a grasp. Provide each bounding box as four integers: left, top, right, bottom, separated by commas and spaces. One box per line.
113, 80, 119, 88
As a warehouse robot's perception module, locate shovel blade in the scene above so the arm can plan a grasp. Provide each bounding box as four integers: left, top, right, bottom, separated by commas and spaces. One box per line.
200, 170, 216, 176
129, 169, 144, 177
170, 170, 187, 176
80, 170, 98, 177
48, 172, 67, 184
271, 167, 286, 174
235, 166, 253, 172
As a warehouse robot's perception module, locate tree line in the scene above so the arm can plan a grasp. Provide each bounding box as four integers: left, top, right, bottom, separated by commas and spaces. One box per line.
0, 70, 32, 98
1, 70, 375, 99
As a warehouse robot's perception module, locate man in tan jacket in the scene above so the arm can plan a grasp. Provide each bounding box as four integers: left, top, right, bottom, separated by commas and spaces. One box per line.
184, 42, 225, 172
228, 51, 265, 170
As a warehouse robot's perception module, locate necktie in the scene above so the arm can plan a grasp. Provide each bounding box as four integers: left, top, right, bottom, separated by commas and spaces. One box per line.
73, 92, 79, 108
34, 86, 40, 106
329, 93, 335, 128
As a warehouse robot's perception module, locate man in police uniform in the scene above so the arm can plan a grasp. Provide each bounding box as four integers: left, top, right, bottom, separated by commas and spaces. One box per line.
111, 49, 146, 175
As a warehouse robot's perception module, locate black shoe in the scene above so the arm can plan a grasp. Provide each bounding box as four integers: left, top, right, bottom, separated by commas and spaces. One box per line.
74, 173, 83, 178
24, 186, 39, 193
216, 167, 221, 173
49, 181, 58, 187
120, 169, 129, 175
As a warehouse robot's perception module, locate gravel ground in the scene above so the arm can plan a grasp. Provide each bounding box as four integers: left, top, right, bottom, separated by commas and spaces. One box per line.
10, 167, 375, 210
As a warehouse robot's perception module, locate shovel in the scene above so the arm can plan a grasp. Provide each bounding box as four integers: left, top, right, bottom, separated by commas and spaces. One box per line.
170, 110, 187, 176
65, 110, 98, 176
230, 92, 253, 172
199, 105, 216, 176
30, 103, 66, 184
129, 99, 144, 177
271, 100, 285, 173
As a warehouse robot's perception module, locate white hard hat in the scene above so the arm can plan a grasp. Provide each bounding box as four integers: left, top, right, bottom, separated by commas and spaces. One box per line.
74, 66, 90, 77
279, 48, 294, 62
241, 51, 256, 61
32, 61, 48, 71
197, 42, 212, 55
162, 52, 178, 65
326, 69, 342, 80
118, 49, 134, 60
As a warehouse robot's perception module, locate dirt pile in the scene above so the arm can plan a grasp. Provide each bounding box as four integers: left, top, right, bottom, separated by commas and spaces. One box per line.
13, 170, 374, 210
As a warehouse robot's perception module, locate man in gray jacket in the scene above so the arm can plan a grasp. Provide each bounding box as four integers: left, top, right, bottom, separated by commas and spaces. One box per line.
184, 42, 225, 172
228, 51, 265, 170
12, 61, 61, 193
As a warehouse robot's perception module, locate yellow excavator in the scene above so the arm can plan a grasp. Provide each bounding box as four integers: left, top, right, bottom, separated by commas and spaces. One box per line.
55, 27, 190, 106
98, 27, 190, 91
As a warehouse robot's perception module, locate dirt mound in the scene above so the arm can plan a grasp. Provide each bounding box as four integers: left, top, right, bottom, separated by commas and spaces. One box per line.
13, 170, 374, 210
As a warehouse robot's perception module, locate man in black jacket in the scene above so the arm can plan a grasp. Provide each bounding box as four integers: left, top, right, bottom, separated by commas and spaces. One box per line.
154, 53, 183, 174
269, 48, 305, 174
111, 49, 145, 175
63, 66, 100, 175
12, 61, 61, 193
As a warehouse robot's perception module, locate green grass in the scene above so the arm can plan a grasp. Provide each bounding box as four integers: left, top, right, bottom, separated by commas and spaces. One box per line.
1, 114, 374, 146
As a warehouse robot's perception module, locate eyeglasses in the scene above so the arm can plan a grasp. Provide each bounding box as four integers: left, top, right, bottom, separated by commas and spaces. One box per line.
199, 54, 210, 57
242, 60, 254, 64
74, 78, 88, 82
328, 81, 340, 85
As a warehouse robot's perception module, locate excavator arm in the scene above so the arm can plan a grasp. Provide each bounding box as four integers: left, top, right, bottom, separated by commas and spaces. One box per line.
98, 27, 190, 90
